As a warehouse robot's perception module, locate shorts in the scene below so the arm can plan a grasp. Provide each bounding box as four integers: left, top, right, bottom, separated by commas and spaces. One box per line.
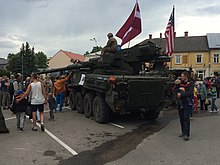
31, 104, 44, 112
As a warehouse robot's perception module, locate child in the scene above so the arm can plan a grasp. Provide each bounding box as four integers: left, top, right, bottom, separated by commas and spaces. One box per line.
173, 78, 192, 109
48, 93, 55, 120
11, 90, 28, 133
209, 84, 219, 113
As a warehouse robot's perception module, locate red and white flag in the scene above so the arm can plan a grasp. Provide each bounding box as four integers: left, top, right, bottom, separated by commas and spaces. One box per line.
164, 7, 175, 56
116, 2, 142, 47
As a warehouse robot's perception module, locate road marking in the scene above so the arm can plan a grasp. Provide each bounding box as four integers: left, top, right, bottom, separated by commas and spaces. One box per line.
26, 115, 78, 156
5, 110, 50, 121
35, 122, 78, 156
14, 147, 70, 156
108, 122, 125, 129
5, 116, 16, 121
63, 106, 71, 110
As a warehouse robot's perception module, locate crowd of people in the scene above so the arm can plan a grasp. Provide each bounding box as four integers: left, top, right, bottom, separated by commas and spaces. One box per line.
0, 72, 69, 133
174, 72, 220, 141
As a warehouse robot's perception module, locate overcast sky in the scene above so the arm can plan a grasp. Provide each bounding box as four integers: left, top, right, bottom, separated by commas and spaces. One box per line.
0, 0, 220, 58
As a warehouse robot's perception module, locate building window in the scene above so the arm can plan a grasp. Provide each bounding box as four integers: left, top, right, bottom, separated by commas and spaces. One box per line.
197, 70, 205, 80
214, 54, 219, 64
175, 55, 182, 64
196, 54, 202, 64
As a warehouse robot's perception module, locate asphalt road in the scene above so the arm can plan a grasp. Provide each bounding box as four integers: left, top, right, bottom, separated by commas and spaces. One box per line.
1, 100, 220, 165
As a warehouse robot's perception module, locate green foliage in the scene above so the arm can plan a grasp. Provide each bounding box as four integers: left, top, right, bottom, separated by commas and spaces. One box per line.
0, 69, 10, 77
35, 51, 48, 69
84, 46, 102, 55
6, 42, 48, 76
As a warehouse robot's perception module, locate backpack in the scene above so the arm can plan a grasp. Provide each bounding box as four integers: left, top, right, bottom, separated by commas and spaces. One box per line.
9, 80, 16, 95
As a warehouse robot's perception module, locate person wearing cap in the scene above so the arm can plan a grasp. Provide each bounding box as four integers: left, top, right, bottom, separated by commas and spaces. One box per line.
54, 74, 70, 112
13, 73, 23, 95
101, 32, 118, 57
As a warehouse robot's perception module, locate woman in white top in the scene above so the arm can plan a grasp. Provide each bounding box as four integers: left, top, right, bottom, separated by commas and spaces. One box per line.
17, 73, 47, 131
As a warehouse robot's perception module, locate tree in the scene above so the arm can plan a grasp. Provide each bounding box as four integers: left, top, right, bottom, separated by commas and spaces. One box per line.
0, 69, 10, 77
35, 51, 48, 69
6, 42, 48, 76
84, 46, 102, 55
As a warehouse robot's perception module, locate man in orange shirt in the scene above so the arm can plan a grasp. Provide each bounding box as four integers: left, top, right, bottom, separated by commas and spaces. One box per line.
54, 74, 70, 112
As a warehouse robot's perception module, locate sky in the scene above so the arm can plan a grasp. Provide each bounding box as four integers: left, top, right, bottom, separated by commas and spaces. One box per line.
0, 0, 220, 58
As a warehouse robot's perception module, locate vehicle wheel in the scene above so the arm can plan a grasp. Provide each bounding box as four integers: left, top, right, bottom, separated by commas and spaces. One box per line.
75, 92, 84, 114
83, 93, 94, 118
69, 91, 75, 110
143, 111, 159, 121
93, 96, 110, 123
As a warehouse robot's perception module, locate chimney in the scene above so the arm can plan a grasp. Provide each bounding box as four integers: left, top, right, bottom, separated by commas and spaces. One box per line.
149, 34, 152, 39
184, 31, 188, 37
160, 33, 162, 38
174, 32, 176, 37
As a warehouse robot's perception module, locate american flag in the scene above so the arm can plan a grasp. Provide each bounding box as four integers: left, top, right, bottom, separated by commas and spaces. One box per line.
164, 7, 175, 56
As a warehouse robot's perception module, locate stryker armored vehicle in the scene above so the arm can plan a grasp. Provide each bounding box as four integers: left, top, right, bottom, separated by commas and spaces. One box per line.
39, 41, 170, 123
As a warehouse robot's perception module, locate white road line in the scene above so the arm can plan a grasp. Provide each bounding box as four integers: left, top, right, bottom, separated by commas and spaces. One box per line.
108, 122, 125, 129
35, 122, 78, 156
5, 110, 50, 121
5, 116, 16, 121
25, 115, 78, 156
63, 106, 71, 110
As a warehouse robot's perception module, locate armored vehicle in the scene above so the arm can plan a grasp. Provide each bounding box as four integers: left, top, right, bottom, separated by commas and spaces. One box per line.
39, 41, 170, 123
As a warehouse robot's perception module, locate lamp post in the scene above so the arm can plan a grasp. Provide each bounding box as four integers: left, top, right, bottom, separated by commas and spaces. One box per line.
90, 38, 97, 47
21, 50, 24, 82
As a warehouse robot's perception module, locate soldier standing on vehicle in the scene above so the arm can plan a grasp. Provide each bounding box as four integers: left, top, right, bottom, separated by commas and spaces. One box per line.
177, 71, 194, 141
101, 33, 118, 57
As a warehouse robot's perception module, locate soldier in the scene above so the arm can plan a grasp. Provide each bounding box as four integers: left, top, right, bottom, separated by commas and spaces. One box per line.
101, 33, 118, 57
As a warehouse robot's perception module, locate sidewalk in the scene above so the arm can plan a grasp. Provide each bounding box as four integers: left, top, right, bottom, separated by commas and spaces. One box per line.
107, 99, 220, 165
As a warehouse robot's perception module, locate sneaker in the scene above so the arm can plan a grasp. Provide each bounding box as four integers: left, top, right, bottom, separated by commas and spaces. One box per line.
179, 133, 185, 137
32, 127, 37, 131
209, 110, 213, 113
41, 124, 45, 132
190, 117, 193, 120
19, 128, 23, 133
183, 135, 190, 141
216, 109, 219, 112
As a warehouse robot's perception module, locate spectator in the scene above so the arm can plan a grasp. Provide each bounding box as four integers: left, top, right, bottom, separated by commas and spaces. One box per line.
209, 83, 219, 113
216, 76, 220, 98
13, 73, 23, 95
198, 82, 208, 111
17, 73, 47, 132
194, 86, 199, 113
48, 93, 55, 120
9, 75, 15, 106
54, 75, 70, 112
177, 71, 194, 141
45, 76, 53, 94
11, 90, 28, 133
1, 76, 10, 109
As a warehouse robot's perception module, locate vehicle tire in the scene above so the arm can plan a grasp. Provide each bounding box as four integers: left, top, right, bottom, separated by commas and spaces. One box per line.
93, 96, 110, 123
83, 93, 94, 118
143, 111, 159, 121
69, 91, 75, 110
75, 92, 84, 114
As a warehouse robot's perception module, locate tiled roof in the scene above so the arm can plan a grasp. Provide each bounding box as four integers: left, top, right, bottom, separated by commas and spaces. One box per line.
61, 50, 85, 62
0, 58, 8, 65
207, 33, 220, 49
138, 36, 209, 53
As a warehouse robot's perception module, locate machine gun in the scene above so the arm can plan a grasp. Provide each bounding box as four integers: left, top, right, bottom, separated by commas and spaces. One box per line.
38, 41, 170, 76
